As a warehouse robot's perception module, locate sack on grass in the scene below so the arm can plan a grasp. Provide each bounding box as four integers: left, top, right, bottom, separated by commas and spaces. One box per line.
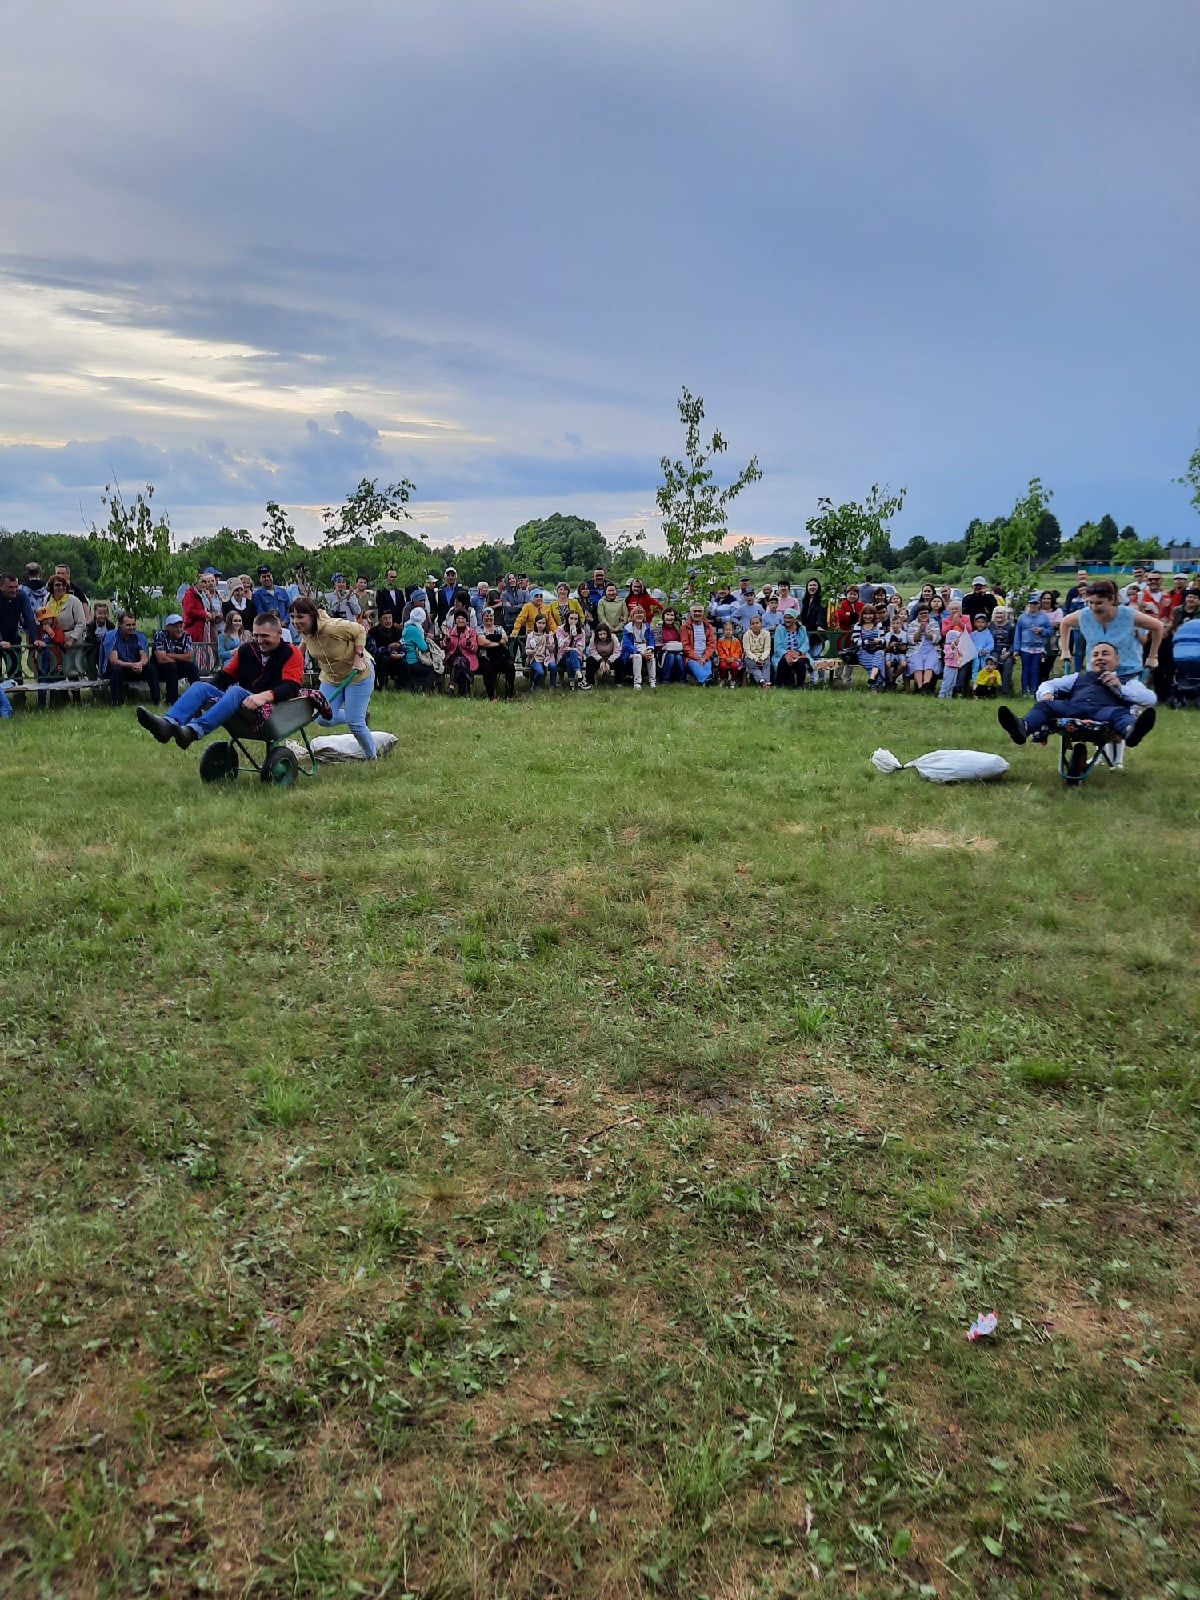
311, 732, 398, 763
871, 747, 1009, 783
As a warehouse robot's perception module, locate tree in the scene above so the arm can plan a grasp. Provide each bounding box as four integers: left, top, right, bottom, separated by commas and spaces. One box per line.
805, 483, 905, 596
991, 476, 1052, 597
1111, 534, 1164, 564
322, 477, 417, 548
511, 513, 608, 577
89, 483, 174, 618
1033, 510, 1062, 563
1174, 429, 1200, 518
656, 387, 762, 591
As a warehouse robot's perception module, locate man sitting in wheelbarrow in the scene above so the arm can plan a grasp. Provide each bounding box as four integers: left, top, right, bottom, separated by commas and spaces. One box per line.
136, 610, 302, 748
996, 641, 1157, 748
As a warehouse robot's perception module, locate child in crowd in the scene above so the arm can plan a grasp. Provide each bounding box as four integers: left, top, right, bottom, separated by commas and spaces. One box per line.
524, 612, 558, 689
970, 613, 995, 685
939, 627, 966, 698
741, 613, 772, 686
587, 624, 623, 686
657, 607, 686, 684
716, 619, 744, 686
974, 657, 1002, 697
556, 611, 588, 689
883, 616, 909, 687
851, 606, 887, 689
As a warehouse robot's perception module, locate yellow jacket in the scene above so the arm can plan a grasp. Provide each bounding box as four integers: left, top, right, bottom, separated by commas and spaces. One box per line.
305, 613, 368, 685
548, 598, 586, 628
512, 599, 552, 636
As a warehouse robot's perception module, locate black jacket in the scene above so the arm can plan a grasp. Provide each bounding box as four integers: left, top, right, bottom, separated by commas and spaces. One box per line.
375, 587, 406, 622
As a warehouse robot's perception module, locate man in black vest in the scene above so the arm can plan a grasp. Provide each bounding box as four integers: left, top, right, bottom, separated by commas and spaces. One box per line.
998, 642, 1156, 746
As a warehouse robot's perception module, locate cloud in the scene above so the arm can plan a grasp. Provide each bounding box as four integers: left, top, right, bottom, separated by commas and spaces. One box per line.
0, 0, 1197, 546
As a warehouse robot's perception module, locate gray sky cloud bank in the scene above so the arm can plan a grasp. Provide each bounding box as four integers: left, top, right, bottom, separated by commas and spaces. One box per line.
1, 0, 1197, 546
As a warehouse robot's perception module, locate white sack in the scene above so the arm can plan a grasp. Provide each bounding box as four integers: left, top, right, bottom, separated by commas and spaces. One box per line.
311, 732, 398, 762
871, 747, 1009, 783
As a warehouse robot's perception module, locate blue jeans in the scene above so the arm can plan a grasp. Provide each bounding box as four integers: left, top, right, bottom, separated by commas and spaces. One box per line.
319, 669, 376, 759
560, 649, 582, 679
660, 651, 685, 683
1019, 652, 1044, 695
529, 660, 557, 688
168, 679, 253, 737
1024, 699, 1136, 741
687, 658, 713, 685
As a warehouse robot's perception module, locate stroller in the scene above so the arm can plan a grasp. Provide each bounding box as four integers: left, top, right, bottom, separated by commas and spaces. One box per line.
1169, 616, 1200, 709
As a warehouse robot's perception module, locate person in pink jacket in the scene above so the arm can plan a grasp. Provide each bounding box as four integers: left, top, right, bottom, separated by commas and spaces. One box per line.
443, 611, 479, 697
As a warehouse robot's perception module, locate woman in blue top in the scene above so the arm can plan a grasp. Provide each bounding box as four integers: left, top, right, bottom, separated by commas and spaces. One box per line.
1013, 596, 1055, 695
1058, 579, 1162, 684
401, 606, 436, 693
772, 609, 811, 688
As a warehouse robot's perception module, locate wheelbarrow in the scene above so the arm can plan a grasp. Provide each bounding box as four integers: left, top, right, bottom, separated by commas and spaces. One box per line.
198, 695, 319, 787
1030, 717, 1119, 788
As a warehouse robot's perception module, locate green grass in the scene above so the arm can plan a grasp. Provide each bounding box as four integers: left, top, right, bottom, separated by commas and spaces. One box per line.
1, 687, 1198, 1599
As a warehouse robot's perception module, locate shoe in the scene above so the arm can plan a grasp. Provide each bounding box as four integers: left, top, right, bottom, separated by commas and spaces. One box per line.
1124, 708, 1155, 748
173, 723, 198, 749
137, 707, 175, 744
997, 705, 1027, 745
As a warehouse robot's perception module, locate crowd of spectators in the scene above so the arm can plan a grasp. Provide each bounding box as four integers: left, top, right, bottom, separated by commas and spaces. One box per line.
3, 556, 1199, 715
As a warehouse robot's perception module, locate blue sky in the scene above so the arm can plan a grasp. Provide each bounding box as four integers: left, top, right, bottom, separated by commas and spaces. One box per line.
1, 0, 1197, 552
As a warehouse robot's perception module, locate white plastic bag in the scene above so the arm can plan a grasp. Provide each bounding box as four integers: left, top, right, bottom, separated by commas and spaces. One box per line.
871, 747, 1009, 783
311, 732, 398, 762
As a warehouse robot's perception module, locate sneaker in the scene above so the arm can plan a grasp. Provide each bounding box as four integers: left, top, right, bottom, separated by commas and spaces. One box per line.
634, 682, 642, 690
137, 707, 175, 744
1124, 707, 1156, 748
997, 705, 1027, 745
173, 722, 198, 749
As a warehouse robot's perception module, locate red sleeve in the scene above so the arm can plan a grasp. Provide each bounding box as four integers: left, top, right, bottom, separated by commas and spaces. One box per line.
280, 647, 304, 685
182, 588, 207, 628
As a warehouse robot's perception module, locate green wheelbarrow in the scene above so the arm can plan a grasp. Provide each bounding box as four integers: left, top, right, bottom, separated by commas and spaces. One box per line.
198, 696, 318, 788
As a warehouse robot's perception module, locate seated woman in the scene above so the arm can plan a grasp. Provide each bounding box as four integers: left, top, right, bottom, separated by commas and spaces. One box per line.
401, 606, 437, 693
621, 605, 657, 688
851, 605, 887, 689
218, 609, 245, 667
997, 642, 1156, 747
772, 607, 811, 688
657, 607, 686, 684
742, 612, 772, 687
906, 607, 941, 692
477, 608, 516, 700
443, 610, 480, 697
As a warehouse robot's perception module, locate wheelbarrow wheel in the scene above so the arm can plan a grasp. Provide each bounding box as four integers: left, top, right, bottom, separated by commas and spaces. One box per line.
1066, 741, 1089, 783
261, 745, 299, 788
199, 742, 239, 784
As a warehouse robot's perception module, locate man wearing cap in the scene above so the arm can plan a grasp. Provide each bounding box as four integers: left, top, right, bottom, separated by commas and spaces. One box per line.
963, 576, 997, 627
325, 573, 361, 621
435, 566, 469, 625
151, 614, 201, 704
731, 585, 764, 635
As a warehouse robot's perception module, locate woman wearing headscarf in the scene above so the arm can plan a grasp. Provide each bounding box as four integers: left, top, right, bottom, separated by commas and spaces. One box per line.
401, 606, 437, 693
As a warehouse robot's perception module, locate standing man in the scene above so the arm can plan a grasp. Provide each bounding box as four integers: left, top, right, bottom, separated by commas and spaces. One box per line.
0, 573, 37, 678
376, 568, 406, 622
250, 566, 287, 622
469, 580, 493, 628
962, 576, 997, 627
435, 566, 469, 625
586, 567, 607, 611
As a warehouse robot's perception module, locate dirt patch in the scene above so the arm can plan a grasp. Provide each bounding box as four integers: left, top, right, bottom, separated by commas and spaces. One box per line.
867, 826, 998, 853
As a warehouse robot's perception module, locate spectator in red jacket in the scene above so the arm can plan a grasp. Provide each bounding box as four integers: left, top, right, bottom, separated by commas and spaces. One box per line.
135, 611, 302, 750
682, 604, 717, 685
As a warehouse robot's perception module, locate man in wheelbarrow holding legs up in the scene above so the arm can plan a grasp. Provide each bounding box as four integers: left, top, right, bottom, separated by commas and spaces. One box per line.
135, 611, 302, 749
996, 641, 1156, 749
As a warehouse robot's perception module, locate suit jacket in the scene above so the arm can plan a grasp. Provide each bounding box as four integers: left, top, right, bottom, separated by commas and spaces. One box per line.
434, 583, 470, 624
376, 587, 406, 621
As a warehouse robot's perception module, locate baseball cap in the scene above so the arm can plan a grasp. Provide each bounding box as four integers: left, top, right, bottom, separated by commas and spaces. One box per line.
163, 612, 184, 626
972, 575, 987, 586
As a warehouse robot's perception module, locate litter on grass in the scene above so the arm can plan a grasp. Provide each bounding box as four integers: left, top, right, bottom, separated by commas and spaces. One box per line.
871, 748, 1010, 783
967, 1311, 1000, 1341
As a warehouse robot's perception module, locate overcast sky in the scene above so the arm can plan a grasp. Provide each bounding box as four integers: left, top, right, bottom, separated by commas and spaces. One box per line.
1, 0, 1197, 551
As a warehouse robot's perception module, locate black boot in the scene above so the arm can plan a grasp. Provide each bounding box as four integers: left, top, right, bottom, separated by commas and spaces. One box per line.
136, 707, 175, 744
997, 705, 1027, 745
1124, 707, 1156, 748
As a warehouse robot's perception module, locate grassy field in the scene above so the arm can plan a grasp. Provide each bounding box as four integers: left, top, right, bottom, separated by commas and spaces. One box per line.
1, 687, 1197, 1600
